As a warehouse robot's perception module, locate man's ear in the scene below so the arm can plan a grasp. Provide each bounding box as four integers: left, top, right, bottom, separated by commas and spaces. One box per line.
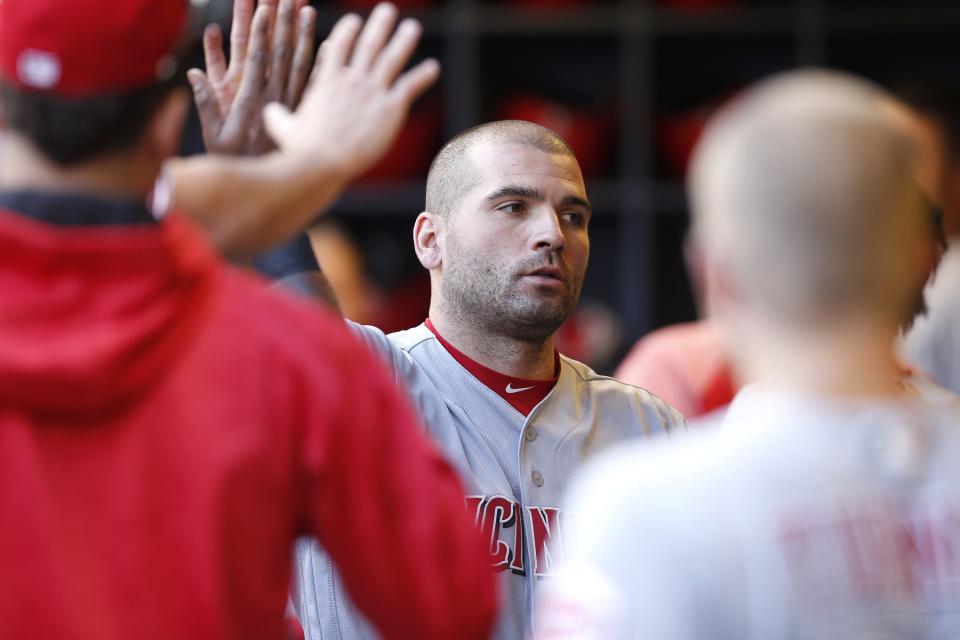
702, 248, 744, 324
142, 87, 190, 162
414, 211, 444, 270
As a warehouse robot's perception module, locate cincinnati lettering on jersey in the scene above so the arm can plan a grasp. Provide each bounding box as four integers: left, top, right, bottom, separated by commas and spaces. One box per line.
465, 495, 572, 577
779, 497, 960, 604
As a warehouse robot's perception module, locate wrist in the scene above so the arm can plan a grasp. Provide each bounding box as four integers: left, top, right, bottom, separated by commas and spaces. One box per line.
274, 147, 353, 200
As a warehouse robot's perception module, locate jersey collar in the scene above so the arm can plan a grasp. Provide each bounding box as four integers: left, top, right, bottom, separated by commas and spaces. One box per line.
425, 318, 560, 417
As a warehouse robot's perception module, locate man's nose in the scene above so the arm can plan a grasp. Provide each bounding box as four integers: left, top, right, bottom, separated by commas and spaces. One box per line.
530, 208, 566, 252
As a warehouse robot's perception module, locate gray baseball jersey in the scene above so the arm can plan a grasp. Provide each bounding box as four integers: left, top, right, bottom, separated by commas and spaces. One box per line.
539, 386, 960, 639
293, 322, 685, 639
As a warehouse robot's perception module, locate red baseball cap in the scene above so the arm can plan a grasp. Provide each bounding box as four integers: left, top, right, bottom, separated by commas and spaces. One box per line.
0, 0, 188, 97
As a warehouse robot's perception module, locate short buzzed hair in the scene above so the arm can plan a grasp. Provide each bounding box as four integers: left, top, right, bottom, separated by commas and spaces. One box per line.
690, 70, 925, 327
425, 120, 575, 218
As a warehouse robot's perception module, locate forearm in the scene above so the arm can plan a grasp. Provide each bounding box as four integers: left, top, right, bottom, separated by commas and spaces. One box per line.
166, 152, 350, 259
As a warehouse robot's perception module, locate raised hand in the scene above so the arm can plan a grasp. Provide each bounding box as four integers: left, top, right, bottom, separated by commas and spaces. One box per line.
188, 0, 316, 156
263, 2, 440, 182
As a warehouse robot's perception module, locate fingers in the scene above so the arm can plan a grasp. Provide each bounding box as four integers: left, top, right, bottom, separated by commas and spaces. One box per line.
266, 0, 298, 103
391, 58, 440, 108
187, 69, 224, 150
263, 102, 296, 147
372, 17, 422, 86
257, 0, 280, 45
349, 3, 398, 71
229, 0, 256, 64
284, 5, 317, 108
308, 40, 326, 87
319, 13, 363, 77
202, 24, 228, 85
231, 4, 273, 128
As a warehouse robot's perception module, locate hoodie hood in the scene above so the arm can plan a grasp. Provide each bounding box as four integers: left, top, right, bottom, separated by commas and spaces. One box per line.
0, 195, 218, 419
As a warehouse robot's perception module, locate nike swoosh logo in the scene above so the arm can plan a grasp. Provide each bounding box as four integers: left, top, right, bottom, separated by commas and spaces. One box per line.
505, 382, 535, 394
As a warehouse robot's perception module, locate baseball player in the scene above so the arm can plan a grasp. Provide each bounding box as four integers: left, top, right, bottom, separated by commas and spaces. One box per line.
537, 70, 960, 639
0, 0, 496, 638
294, 120, 685, 640
190, 8, 686, 638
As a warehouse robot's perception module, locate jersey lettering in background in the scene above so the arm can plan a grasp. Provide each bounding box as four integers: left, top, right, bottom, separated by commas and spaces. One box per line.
466, 495, 571, 577
779, 497, 960, 605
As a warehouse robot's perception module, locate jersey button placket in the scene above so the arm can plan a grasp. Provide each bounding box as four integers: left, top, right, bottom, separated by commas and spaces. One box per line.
525, 427, 538, 443
531, 469, 544, 487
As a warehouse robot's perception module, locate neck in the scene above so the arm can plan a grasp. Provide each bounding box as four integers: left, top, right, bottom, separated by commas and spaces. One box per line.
0, 134, 153, 200
732, 317, 906, 399
428, 301, 557, 380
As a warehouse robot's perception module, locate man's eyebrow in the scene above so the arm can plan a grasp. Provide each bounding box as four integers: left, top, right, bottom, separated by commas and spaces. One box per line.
560, 195, 592, 211
485, 185, 544, 202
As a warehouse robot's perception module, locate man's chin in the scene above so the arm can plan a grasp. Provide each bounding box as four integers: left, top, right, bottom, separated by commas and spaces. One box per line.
508, 305, 573, 337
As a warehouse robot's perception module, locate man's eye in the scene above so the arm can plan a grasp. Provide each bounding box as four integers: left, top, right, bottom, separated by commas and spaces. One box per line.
562, 212, 586, 226
499, 202, 525, 214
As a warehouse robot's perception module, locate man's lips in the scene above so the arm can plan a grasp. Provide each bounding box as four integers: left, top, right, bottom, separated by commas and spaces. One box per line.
521, 265, 565, 282
520, 266, 567, 291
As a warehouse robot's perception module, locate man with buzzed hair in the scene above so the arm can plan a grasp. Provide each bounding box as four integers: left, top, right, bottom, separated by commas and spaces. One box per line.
538, 70, 960, 639
291, 118, 685, 638
420, 121, 588, 352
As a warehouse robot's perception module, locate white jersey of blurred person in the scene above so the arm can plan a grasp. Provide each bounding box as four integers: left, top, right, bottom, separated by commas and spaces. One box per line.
537, 70, 960, 640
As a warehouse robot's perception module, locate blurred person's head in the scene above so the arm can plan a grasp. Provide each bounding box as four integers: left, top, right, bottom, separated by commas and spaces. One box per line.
415, 120, 591, 343
688, 70, 928, 388
0, 0, 190, 196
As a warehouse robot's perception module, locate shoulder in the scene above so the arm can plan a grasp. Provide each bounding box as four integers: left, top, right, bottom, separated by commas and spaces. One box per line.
213, 267, 371, 369
344, 321, 433, 356
576, 419, 722, 502
560, 427, 726, 583
928, 244, 960, 300
386, 323, 436, 352
561, 355, 687, 429
904, 373, 960, 406
621, 321, 725, 365
614, 321, 728, 413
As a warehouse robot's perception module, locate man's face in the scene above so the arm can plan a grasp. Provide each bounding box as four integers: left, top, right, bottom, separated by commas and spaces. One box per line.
438, 141, 591, 341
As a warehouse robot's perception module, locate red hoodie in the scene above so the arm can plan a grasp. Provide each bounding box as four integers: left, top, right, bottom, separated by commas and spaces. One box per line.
0, 197, 496, 640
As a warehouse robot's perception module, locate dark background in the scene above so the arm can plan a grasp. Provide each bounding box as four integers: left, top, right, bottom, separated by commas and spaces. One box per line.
183, 0, 960, 373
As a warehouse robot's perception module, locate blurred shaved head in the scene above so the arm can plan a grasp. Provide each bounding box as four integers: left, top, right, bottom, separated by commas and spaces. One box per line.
689, 70, 926, 330
425, 120, 575, 218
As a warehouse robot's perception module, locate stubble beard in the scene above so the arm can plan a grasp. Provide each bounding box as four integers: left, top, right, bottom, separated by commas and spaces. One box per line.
440, 239, 584, 343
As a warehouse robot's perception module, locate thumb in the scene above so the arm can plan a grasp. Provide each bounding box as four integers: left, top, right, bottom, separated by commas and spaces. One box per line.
263, 102, 297, 149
